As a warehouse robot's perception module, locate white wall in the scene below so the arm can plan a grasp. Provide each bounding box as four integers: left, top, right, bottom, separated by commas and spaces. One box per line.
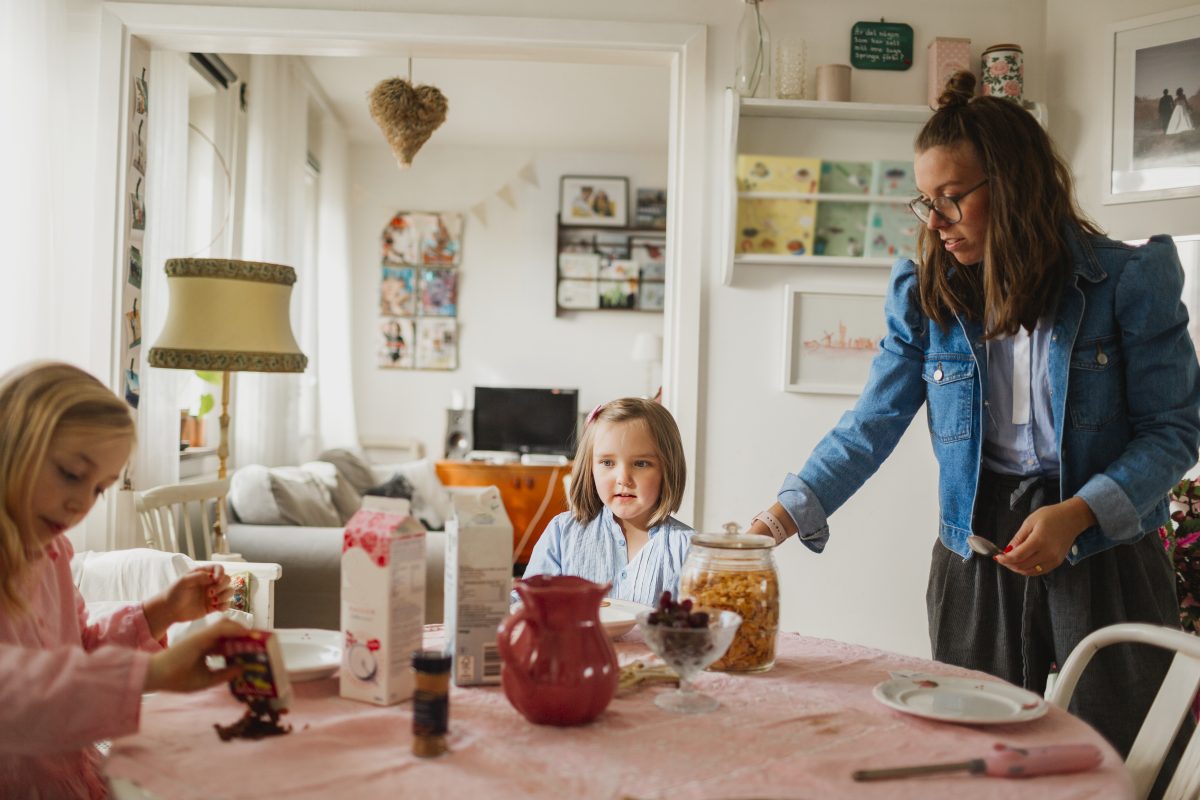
349, 143, 668, 458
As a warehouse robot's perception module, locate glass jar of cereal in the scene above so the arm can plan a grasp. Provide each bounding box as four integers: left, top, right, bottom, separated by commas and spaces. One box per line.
678, 531, 779, 673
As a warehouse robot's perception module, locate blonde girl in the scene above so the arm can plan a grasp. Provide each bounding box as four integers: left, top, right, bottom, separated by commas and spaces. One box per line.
522, 397, 693, 606
0, 361, 246, 798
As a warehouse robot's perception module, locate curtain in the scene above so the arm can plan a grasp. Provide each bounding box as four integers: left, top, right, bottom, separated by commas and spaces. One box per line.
0, 0, 72, 369
235, 55, 308, 468
314, 110, 360, 451
134, 49, 191, 500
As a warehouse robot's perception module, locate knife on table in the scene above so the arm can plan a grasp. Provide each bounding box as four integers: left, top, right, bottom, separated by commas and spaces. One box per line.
853, 742, 1102, 782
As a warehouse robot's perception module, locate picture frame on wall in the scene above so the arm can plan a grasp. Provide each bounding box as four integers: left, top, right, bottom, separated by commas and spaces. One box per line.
559, 175, 629, 227
783, 284, 885, 395
1104, 6, 1200, 204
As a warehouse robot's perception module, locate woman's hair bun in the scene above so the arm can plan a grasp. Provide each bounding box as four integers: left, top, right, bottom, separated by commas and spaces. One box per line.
936, 70, 976, 110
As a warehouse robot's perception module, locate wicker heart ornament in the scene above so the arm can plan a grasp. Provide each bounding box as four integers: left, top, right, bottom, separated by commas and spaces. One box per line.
368, 77, 448, 168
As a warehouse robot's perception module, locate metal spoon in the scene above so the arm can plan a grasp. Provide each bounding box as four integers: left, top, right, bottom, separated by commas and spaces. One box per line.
966, 535, 1004, 558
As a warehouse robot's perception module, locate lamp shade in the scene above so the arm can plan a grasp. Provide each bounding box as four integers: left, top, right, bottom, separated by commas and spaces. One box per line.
148, 259, 307, 373
631, 332, 662, 364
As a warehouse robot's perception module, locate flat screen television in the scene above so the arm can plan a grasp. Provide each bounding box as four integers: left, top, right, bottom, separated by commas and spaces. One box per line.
472, 386, 579, 457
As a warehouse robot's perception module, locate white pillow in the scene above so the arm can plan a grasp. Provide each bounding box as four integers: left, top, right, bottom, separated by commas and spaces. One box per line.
72, 548, 191, 603
369, 458, 452, 530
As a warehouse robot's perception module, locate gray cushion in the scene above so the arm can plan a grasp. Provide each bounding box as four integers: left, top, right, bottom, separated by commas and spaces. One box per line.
318, 448, 377, 495
229, 464, 342, 527
301, 461, 362, 524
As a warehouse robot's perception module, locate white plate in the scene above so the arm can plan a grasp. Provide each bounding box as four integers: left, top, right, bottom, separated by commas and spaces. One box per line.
872, 673, 1049, 725
599, 599, 650, 639
275, 628, 342, 682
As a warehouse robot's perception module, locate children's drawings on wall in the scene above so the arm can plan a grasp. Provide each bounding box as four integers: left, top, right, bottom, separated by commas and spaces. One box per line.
378, 211, 462, 370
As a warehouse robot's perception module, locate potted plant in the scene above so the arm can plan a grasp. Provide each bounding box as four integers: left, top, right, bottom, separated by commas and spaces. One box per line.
180, 371, 222, 449
1159, 476, 1200, 635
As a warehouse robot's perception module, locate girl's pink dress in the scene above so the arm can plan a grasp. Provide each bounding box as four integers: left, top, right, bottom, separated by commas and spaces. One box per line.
0, 535, 160, 799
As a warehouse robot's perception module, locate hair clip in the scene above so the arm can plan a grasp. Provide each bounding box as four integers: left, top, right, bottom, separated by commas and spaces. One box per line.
586, 403, 605, 425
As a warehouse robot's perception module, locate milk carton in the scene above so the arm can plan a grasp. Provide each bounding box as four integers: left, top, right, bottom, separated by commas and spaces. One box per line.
340, 496, 426, 705
444, 486, 513, 686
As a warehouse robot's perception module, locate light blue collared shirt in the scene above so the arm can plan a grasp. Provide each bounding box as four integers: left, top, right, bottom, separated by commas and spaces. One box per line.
982, 316, 1060, 478
520, 507, 694, 607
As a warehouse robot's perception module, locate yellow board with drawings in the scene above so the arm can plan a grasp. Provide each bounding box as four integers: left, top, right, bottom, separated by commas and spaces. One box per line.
736, 154, 821, 193
735, 198, 818, 256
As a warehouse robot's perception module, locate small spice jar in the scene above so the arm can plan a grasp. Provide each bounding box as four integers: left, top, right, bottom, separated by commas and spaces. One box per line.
411, 650, 452, 758
678, 532, 779, 673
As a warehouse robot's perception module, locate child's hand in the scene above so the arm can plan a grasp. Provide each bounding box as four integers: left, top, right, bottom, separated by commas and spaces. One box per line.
143, 565, 233, 639
144, 618, 248, 693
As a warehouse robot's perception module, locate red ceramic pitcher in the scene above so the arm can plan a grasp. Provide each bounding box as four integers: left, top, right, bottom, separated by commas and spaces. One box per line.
497, 575, 619, 726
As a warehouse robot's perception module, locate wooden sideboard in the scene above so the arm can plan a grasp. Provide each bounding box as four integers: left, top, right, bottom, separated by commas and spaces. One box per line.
435, 461, 571, 568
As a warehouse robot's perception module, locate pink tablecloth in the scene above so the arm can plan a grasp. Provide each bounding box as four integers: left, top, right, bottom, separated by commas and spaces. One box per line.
107, 630, 1133, 800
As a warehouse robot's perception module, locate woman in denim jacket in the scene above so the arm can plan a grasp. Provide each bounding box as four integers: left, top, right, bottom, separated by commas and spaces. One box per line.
750, 72, 1200, 764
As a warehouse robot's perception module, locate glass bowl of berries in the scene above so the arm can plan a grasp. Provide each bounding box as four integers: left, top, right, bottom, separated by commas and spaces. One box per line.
636, 591, 742, 714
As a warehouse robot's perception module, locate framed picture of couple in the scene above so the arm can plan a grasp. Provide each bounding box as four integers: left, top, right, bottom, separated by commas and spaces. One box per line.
559, 176, 629, 227
1104, 6, 1200, 203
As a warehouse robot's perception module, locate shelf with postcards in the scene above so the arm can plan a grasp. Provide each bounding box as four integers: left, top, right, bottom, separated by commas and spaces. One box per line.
720, 88, 1047, 284
555, 215, 667, 316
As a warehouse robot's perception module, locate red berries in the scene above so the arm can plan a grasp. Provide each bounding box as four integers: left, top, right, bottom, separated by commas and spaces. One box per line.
647, 591, 710, 629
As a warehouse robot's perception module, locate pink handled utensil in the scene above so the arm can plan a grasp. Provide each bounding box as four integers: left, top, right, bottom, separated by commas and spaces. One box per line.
852, 742, 1103, 782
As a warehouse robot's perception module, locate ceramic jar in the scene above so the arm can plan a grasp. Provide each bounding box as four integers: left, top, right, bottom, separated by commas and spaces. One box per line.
678, 532, 780, 672
980, 44, 1023, 102
497, 575, 619, 726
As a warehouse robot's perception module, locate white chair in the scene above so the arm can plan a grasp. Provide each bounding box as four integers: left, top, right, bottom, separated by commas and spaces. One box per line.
1046, 623, 1200, 800
136, 478, 230, 560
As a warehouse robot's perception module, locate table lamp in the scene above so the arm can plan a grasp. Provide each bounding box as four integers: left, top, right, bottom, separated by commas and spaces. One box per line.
148, 258, 307, 554
631, 332, 662, 399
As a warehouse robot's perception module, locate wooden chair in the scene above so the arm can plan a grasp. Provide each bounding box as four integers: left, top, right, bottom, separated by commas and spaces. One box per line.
1046, 623, 1200, 800
136, 478, 231, 560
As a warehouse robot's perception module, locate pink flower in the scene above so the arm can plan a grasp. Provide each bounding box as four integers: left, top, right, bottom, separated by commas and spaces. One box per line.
1003, 81, 1021, 97
989, 61, 1009, 77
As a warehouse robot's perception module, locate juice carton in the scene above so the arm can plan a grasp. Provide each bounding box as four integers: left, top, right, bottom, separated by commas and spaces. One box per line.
217, 629, 293, 711
444, 486, 513, 686
340, 496, 426, 705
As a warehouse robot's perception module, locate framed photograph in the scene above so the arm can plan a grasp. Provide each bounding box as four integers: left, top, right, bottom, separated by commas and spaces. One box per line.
1104, 6, 1200, 204
559, 175, 629, 227
783, 284, 885, 394
634, 188, 667, 229
378, 317, 415, 369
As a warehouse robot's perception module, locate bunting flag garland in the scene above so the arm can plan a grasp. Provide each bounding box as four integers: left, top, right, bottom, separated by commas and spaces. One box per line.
518, 162, 540, 188
470, 202, 488, 226
497, 185, 517, 209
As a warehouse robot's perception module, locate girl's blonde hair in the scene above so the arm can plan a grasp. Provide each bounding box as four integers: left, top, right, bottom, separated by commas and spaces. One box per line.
568, 397, 686, 528
0, 361, 135, 613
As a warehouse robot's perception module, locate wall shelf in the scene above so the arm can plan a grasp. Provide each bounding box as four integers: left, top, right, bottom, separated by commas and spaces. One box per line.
720, 89, 1048, 284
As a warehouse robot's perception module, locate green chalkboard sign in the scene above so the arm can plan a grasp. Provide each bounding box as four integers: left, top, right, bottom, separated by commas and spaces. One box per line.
850, 21, 913, 71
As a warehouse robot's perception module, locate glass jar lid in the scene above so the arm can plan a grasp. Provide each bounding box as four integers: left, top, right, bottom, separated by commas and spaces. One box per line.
690, 532, 775, 550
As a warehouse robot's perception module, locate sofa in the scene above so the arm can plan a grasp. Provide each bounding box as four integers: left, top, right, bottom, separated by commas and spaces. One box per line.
225, 450, 456, 630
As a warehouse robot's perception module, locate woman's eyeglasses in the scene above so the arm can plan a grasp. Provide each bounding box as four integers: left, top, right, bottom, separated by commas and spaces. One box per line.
908, 178, 989, 224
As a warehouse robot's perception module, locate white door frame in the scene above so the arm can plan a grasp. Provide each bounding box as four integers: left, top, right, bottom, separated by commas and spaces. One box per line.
97, 2, 707, 522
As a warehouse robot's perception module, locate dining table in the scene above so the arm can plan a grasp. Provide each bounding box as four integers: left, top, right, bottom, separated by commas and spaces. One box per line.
106, 626, 1134, 799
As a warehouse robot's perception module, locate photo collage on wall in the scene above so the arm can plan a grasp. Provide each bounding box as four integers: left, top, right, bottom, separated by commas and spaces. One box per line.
378, 212, 462, 370
121, 46, 151, 412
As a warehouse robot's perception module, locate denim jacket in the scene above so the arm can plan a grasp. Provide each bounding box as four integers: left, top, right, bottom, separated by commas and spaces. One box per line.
779, 229, 1200, 564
